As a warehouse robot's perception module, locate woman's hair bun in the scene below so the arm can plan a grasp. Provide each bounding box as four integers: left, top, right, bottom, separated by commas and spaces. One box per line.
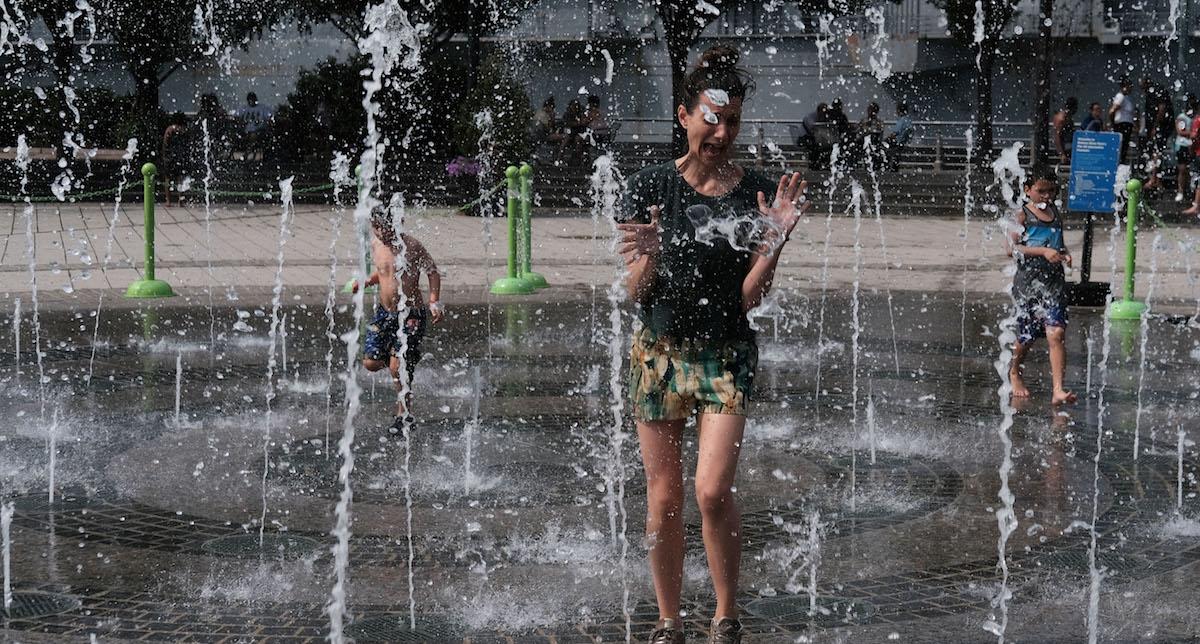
697, 44, 739, 70
680, 43, 753, 110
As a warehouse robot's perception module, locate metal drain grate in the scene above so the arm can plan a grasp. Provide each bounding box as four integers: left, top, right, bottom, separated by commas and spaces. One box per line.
745, 595, 875, 626
2, 591, 81, 619
345, 614, 462, 642
201, 533, 321, 560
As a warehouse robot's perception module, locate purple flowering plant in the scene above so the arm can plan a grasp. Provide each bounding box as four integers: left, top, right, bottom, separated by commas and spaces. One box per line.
445, 155, 482, 178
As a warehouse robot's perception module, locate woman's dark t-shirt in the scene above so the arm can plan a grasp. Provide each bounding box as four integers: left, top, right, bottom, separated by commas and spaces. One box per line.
620, 161, 776, 344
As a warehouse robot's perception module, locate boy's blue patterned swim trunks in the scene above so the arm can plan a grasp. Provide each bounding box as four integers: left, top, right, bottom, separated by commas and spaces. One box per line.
363, 304, 428, 380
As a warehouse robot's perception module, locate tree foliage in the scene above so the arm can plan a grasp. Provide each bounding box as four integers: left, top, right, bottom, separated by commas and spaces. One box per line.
92, 0, 282, 159
654, 0, 883, 154
927, 0, 1019, 160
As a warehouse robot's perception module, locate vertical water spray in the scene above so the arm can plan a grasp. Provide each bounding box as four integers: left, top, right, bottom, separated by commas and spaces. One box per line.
1, 501, 11, 612
866, 381, 877, 465
848, 181, 865, 509
12, 298, 20, 378
1133, 232, 1161, 456
47, 407, 59, 504
960, 128, 975, 358
323, 153, 352, 454
1085, 333, 1094, 394
327, 4, 426, 639
806, 509, 821, 614
260, 177, 295, 544
592, 152, 632, 640
200, 118, 217, 351
814, 144, 843, 415
1178, 426, 1186, 510
862, 136, 900, 375
1086, 201, 1123, 644
87, 139, 138, 383
16, 136, 46, 420
175, 352, 183, 426
983, 144, 1025, 643
463, 365, 481, 494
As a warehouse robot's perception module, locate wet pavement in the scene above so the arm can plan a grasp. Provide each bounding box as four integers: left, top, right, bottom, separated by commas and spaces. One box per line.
2, 288, 1199, 643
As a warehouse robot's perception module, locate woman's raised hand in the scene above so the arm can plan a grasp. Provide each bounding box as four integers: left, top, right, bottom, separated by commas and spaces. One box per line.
616, 205, 662, 266
756, 171, 809, 243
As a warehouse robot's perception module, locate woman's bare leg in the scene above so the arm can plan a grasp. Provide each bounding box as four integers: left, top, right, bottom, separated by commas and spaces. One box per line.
638, 419, 687, 621
695, 412, 746, 620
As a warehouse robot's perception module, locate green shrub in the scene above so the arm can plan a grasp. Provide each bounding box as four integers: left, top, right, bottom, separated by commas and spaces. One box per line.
451, 51, 533, 170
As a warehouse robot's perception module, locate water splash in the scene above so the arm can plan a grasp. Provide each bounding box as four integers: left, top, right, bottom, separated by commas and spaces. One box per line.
984, 143, 1025, 643
862, 136, 900, 375
863, 6, 892, 81
327, 3, 426, 639
593, 151, 631, 641
16, 136, 46, 421
193, 0, 235, 74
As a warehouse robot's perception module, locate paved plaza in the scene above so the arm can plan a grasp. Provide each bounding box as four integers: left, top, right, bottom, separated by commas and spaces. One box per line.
1, 201, 1200, 642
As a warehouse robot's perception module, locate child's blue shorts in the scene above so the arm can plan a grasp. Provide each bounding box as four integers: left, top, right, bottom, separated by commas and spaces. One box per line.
1016, 301, 1068, 345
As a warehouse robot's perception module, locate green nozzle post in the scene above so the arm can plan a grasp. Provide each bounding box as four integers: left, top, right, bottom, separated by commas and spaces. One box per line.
491, 165, 534, 295
518, 163, 548, 289
125, 163, 175, 298
1107, 179, 1146, 320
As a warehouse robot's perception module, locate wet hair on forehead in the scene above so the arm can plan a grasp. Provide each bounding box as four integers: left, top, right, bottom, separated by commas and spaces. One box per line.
370, 206, 396, 234
1024, 165, 1059, 190
680, 44, 754, 111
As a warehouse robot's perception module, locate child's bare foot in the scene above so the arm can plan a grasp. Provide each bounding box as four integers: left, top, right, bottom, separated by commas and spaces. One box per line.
1183, 204, 1200, 216
1052, 389, 1077, 405
1010, 369, 1031, 399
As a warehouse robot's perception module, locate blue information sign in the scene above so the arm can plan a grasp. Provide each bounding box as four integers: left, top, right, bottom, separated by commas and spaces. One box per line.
1067, 131, 1122, 212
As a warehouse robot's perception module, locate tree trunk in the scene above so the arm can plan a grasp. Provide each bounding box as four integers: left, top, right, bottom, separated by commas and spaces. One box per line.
50, 30, 74, 109
667, 37, 689, 158
132, 63, 162, 163
975, 43, 996, 169
466, 6, 481, 94
1031, 0, 1054, 166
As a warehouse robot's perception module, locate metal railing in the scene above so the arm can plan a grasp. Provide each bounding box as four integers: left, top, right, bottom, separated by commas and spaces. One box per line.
613, 116, 1037, 150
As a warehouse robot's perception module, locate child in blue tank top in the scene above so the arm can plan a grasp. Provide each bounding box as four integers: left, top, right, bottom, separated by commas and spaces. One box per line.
1005, 168, 1077, 405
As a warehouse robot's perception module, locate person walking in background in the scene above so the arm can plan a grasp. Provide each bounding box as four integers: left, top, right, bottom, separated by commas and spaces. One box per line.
530, 96, 564, 163
559, 98, 590, 164
1175, 93, 1196, 202
1182, 107, 1200, 216
1144, 96, 1174, 193
797, 102, 830, 169
585, 94, 613, 145
235, 92, 273, 161
858, 100, 885, 168
1080, 102, 1105, 132
885, 102, 913, 171
1110, 77, 1136, 163
1052, 97, 1078, 164
161, 112, 191, 207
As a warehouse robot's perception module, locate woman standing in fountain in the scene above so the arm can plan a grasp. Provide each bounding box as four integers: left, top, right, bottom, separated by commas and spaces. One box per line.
616, 45, 808, 644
